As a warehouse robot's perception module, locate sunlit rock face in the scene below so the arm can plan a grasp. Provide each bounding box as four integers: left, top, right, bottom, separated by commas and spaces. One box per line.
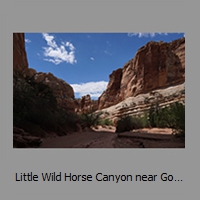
74, 94, 98, 114
98, 37, 185, 110
13, 33, 28, 73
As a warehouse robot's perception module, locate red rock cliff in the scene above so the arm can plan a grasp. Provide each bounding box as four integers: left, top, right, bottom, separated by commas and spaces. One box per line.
98, 37, 185, 109
13, 33, 28, 73
13, 33, 75, 112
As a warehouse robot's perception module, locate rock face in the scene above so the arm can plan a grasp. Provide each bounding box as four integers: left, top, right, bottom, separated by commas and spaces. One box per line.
98, 37, 185, 109
74, 94, 98, 113
98, 69, 122, 109
13, 33, 75, 112
13, 33, 28, 73
98, 83, 185, 124
31, 72, 75, 112
170, 37, 185, 76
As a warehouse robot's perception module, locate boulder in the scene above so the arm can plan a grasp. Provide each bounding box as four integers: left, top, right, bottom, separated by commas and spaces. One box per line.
13, 127, 42, 148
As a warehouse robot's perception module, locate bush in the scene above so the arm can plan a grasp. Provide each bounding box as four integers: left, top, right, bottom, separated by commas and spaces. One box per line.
148, 102, 185, 137
115, 115, 144, 133
137, 113, 150, 128
79, 112, 102, 128
168, 102, 185, 137
99, 118, 113, 126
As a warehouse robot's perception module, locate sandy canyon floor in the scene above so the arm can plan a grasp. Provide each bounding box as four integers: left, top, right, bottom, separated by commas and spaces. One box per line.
40, 127, 185, 148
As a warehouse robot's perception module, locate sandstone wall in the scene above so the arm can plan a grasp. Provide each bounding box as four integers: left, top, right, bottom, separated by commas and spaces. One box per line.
98, 37, 185, 109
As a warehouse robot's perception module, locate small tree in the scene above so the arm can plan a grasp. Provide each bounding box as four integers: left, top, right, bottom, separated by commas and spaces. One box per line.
148, 102, 185, 137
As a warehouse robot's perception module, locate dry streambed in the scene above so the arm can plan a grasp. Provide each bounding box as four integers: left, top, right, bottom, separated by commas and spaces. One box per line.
40, 127, 184, 148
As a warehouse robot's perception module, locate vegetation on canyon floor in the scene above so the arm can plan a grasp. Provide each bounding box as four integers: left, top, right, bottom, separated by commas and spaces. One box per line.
115, 102, 185, 137
148, 101, 185, 137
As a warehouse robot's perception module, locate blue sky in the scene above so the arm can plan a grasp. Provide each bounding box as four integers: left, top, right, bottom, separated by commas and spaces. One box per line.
24, 32, 184, 99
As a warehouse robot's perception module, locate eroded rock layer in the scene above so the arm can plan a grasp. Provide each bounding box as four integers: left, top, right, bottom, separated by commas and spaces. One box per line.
98, 83, 185, 124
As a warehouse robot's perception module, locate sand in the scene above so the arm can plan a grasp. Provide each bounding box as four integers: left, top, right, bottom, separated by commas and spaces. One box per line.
39, 127, 184, 148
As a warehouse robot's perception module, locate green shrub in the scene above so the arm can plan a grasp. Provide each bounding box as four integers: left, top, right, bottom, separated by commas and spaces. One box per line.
99, 118, 113, 126
79, 112, 101, 128
168, 102, 185, 137
149, 106, 171, 128
138, 113, 150, 128
115, 115, 145, 133
148, 102, 185, 137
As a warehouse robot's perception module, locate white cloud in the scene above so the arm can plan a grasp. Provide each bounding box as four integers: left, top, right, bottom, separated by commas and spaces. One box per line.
104, 50, 112, 56
42, 33, 77, 65
25, 39, 31, 43
70, 81, 108, 98
90, 57, 94, 61
127, 32, 168, 38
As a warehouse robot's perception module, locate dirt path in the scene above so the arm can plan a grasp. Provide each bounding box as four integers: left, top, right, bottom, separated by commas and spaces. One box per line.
40, 127, 185, 148
40, 129, 116, 148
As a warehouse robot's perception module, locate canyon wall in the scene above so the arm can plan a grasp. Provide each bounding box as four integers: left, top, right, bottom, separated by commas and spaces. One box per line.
13, 33, 28, 73
98, 83, 185, 124
98, 37, 185, 109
